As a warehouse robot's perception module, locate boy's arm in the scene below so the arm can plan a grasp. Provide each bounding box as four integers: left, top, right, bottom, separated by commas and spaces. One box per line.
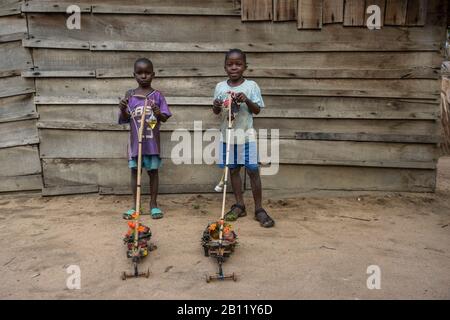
234, 93, 261, 115
118, 90, 133, 123
154, 107, 169, 122
212, 83, 223, 115
153, 93, 171, 123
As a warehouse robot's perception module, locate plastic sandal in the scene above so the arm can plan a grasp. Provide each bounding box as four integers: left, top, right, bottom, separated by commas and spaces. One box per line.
123, 209, 137, 220
224, 204, 247, 222
122, 207, 144, 220
151, 207, 164, 219
254, 208, 275, 228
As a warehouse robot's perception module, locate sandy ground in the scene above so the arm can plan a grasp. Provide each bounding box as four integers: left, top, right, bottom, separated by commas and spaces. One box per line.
0, 158, 449, 300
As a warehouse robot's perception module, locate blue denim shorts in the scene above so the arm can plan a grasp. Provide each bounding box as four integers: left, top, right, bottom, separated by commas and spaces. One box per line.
128, 155, 161, 171
218, 142, 259, 172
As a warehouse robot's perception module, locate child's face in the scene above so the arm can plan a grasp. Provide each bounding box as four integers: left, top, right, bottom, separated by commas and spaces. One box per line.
134, 62, 154, 88
224, 52, 246, 81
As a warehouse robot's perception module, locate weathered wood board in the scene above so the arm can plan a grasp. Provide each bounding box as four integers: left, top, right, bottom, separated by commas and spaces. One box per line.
0, 119, 39, 149
255, 165, 435, 192
0, 76, 35, 98
295, 131, 439, 143
0, 0, 22, 17
0, 41, 32, 73
27, 0, 239, 9
91, 5, 240, 15
22, 1, 239, 15
297, 0, 323, 29
406, 0, 428, 26
35, 115, 439, 139
323, 0, 344, 24
23, 66, 440, 80
0, 93, 36, 118
385, 0, 409, 25
29, 49, 443, 75
0, 174, 42, 193
0, 145, 41, 176
34, 78, 440, 100
273, 0, 297, 22
23, 38, 442, 52
35, 97, 440, 128
42, 184, 99, 196
253, 118, 438, 138
21, 1, 91, 13
0, 14, 26, 41
241, 0, 273, 21
343, 0, 365, 26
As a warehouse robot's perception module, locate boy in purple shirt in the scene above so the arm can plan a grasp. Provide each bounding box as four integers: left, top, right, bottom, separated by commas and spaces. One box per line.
118, 58, 172, 219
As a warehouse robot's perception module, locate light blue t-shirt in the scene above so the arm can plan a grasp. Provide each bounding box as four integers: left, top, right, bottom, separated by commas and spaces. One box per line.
213, 79, 264, 144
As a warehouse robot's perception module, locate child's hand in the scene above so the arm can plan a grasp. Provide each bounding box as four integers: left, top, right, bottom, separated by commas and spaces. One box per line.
119, 97, 129, 111
234, 92, 249, 104
152, 105, 161, 116
213, 99, 222, 114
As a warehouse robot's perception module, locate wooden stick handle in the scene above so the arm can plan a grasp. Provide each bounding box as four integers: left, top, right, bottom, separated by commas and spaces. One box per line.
219, 93, 233, 244
134, 97, 148, 252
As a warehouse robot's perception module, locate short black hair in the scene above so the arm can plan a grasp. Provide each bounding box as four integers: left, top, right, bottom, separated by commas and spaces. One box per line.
225, 48, 247, 65
134, 57, 153, 71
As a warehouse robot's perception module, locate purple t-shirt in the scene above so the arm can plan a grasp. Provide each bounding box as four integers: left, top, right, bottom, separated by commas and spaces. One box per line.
118, 90, 171, 160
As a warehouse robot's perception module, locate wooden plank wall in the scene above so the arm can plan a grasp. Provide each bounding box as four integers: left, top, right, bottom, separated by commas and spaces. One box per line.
441, 77, 450, 154
0, 0, 445, 195
441, 24, 449, 155
242, 0, 431, 28
0, 0, 42, 193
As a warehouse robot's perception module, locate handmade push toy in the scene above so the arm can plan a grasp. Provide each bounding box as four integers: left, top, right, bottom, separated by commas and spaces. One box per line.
202, 93, 239, 283
122, 95, 157, 280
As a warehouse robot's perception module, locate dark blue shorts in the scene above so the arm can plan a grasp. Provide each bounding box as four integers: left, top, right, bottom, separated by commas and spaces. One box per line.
218, 142, 259, 172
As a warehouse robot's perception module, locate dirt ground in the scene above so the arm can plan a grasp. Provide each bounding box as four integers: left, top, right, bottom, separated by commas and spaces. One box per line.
0, 158, 449, 300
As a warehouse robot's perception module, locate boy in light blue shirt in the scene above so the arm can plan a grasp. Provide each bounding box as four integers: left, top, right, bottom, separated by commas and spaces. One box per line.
212, 49, 275, 228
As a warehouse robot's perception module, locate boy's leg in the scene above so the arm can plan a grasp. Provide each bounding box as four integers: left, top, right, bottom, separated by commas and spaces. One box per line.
122, 168, 139, 219
246, 169, 262, 211
131, 168, 137, 207
245, 138, 276, 228
224, 167, 247, 221
247, 169, 275, 228
230, 167, 244, 206
148, 169, 163, 219
148, 169, 158, 210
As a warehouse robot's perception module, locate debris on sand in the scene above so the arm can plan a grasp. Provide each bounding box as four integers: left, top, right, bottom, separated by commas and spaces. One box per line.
339, 215, 372, 222
164, 266, 173, 273
3, 257, 15, 266
320, 246, 336, 251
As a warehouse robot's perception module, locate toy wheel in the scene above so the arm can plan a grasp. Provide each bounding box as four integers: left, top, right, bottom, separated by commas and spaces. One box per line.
205, 274, 211, 283
232, 273, 237, 282
121, 272, 127, 281
203, 246, 210, 257
145, 268, 150, 278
